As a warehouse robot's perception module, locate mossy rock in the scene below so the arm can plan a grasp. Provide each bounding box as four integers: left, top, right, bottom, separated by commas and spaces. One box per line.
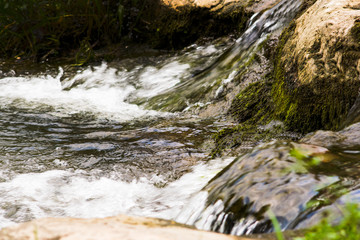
272, 0, 360, 133
136, 3, 249, 50
210, 120, 300, 157
229, 81, 273, 124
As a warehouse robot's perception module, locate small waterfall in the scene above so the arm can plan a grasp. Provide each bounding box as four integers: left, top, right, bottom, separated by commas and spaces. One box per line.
201, 0, 302, 75
145, 0, 303, 112
0, 30, 233, 227
0, 61, 192, 122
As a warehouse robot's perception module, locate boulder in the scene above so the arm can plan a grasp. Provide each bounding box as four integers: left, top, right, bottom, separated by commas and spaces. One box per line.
301, 122, 360, 149
273, 0, 360, 132
184, 140, 348, 235
140, 0, 282, 49
0, 215, 258, 240
161, 0, 281, 12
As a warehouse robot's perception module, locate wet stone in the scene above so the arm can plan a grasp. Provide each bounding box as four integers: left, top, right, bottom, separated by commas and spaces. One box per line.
301, 122, 360, 150
181, 140, 360, 235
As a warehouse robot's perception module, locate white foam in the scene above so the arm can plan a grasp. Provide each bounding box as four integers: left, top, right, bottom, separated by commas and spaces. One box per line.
0, 61, 189, 122
136, 61, 190, 98
0, 157, 234, 228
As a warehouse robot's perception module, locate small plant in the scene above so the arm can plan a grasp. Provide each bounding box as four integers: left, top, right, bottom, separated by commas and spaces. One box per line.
268, 210, 285, 240
270, 203, 360, 240
295, 203, 360, 240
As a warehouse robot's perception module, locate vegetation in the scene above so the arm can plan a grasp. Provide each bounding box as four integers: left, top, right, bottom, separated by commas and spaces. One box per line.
0, 0, 250, 63
269, 148, 360, 240
268, 210, 285, 240
271, 203, 360, 240
0, 0, 131, 62
229, 81, 273, 124
210, 120, 300, 157
295, 203, 360, 240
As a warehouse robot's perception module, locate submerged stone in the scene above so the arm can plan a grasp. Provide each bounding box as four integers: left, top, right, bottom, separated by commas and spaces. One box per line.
186, 140, 360, 235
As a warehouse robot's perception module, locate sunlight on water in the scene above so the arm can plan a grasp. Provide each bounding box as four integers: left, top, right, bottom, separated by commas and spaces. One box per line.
0, 157, 234, 228
0, 61, 190, 122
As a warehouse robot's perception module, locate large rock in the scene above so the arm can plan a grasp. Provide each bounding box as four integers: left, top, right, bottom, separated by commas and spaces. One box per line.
301, 122, 360, 149
138, 0, 282, 49
0, 215, 258, 240
273, 0, 360, 132
161, 0, 281, 12
185, 140, 344, 235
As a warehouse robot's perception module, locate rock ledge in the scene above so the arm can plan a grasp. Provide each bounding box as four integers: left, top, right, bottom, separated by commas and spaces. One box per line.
0, 215, 257, 240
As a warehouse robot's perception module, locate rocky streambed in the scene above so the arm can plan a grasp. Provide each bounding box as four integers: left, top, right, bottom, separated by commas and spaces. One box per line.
0, 0, 360, 239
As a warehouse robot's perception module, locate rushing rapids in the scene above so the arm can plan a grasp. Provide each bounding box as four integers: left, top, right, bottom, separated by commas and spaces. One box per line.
1, 0, 360, 237
0, 51, 234, 227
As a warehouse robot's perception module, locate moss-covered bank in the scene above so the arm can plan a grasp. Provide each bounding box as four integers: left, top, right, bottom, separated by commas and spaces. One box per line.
0, 0, 251, 63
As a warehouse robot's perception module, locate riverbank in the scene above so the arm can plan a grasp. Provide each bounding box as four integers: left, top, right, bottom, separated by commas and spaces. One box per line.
0, 0, 259, 64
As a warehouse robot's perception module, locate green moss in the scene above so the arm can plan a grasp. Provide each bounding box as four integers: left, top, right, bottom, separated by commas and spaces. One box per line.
210, 121, 298, 157
296, 204, 360, 240
145, 92, 188, 112
210, 124, 251, 157
210, 77, 280, 157
229, 81, 273, 124
273, 75, 359, 133
272, 20, 360, 133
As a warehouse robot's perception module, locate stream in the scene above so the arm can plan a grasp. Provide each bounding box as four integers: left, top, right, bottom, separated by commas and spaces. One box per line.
1, 0, 360, 237
0, 29, 239, 228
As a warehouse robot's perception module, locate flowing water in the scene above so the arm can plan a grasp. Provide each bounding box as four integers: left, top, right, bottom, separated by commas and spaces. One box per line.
144, 0, 303, 112
1, 0, 360, 237
0, 49, 235, 227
